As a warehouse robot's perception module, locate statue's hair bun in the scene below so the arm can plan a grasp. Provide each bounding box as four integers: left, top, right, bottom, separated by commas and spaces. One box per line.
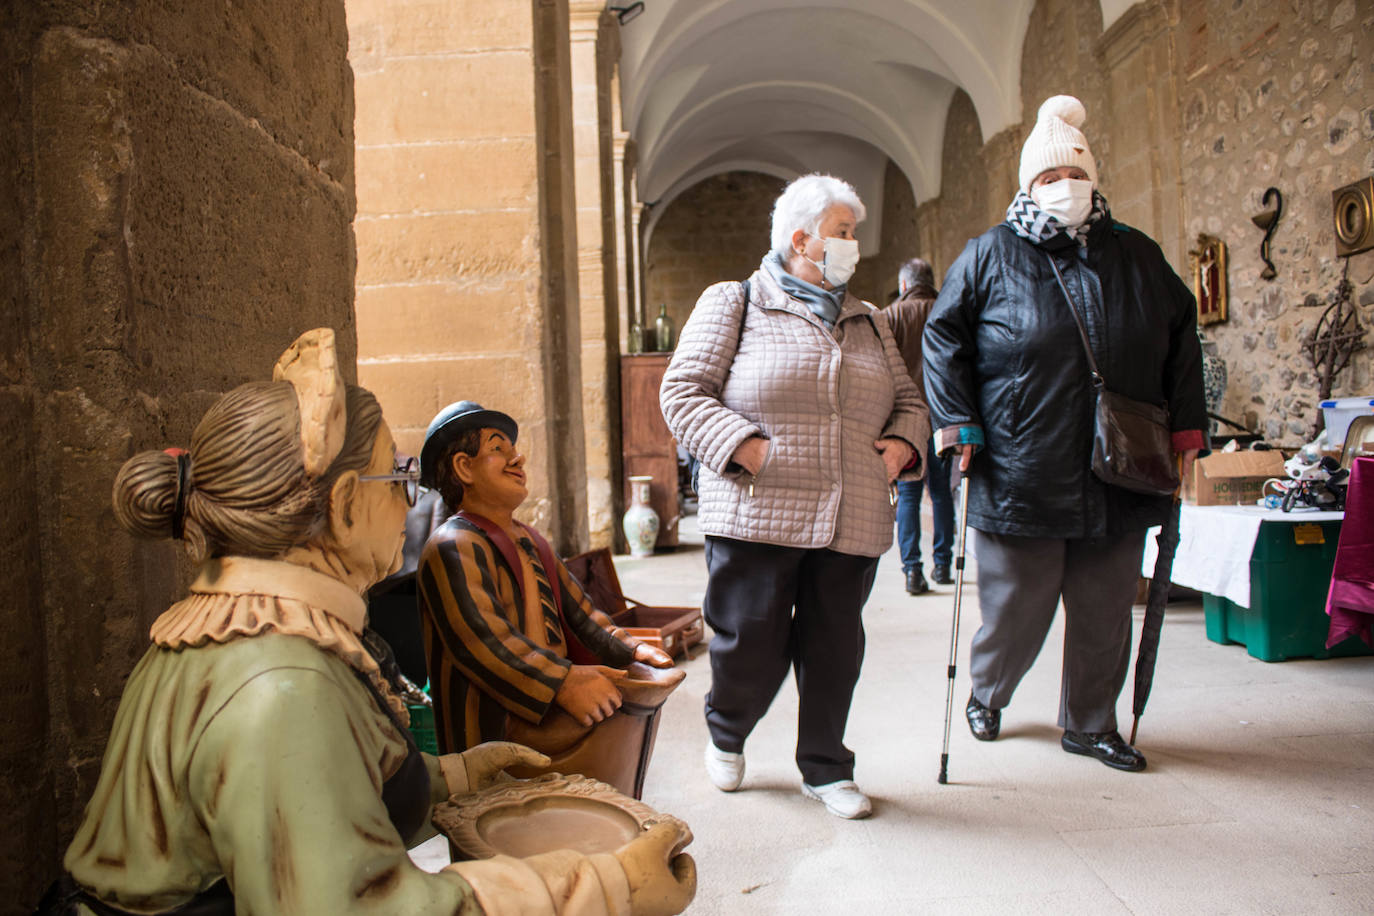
112, 450, 189, 541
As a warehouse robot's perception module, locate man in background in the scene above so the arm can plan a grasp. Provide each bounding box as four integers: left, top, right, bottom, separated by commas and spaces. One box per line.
884, 258, 955, 595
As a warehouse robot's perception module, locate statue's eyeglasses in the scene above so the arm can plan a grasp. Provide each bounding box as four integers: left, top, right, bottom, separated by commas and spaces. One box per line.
359, 456, 421, 507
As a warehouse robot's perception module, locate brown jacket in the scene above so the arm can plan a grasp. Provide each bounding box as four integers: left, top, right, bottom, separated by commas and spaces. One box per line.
660, 263, 929, 557
883, 283, 938, 397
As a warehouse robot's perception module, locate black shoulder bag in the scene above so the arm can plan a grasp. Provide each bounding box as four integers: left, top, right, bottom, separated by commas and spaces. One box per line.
1046, 253, 1179, 497
685, 279, 749, 494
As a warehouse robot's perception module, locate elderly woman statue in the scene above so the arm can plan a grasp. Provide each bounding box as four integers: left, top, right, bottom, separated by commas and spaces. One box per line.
660, 173, 929, 819
43, 329, 694, 916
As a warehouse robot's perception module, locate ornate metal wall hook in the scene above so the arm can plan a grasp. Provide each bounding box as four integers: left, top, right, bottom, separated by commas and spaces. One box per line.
1251, 186, 1282, 280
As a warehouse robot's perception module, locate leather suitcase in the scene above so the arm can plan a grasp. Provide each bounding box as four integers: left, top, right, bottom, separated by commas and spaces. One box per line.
564, 548, 704, 659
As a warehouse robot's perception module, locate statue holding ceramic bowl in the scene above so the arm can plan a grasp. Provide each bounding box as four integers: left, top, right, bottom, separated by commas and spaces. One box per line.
41, 329, 694, 916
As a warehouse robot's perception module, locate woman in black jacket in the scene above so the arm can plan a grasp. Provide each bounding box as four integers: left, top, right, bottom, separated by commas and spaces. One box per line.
922, 95, 1206, 772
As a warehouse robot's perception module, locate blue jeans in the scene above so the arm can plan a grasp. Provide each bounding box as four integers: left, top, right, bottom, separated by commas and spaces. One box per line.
896, 440, 953, 573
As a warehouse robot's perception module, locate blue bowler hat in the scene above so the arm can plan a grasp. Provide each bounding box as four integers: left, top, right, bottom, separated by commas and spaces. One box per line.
419, 401, 518, 488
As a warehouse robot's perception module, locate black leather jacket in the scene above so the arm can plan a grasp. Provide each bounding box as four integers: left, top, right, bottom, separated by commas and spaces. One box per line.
922, 218, 1206, 538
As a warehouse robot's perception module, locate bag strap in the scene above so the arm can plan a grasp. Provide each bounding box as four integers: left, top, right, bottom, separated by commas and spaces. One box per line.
732, 279, 750, 359
1044, 252, 1106, 391
714, 279, 750, 384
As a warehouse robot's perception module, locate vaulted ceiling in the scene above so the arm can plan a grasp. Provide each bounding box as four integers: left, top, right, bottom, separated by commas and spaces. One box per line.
617, 0, 1137, 246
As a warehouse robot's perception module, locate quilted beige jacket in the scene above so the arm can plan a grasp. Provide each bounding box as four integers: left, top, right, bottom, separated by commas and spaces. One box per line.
660, 263, 929, 557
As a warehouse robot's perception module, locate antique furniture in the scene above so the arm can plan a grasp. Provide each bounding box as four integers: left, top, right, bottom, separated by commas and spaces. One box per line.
620, 353, 680, 549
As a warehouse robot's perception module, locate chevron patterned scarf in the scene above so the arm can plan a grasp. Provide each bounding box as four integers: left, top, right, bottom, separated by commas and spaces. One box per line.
1005, 188, 1109, 247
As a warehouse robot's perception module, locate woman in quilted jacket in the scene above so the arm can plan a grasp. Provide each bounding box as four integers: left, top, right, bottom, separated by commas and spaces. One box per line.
660, 173, 928, 819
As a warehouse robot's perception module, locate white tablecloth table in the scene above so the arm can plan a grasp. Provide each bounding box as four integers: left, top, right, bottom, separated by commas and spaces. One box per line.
1141, 504, 1345, 608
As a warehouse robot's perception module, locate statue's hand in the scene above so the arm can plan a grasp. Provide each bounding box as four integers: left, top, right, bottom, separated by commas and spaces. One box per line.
554, 665, 625, 726
615, 821, 696, 916
456, 741, 550, 792
633, 642, 674, 668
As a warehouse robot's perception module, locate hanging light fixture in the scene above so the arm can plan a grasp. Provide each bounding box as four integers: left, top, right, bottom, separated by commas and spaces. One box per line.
609, 2, 645, 25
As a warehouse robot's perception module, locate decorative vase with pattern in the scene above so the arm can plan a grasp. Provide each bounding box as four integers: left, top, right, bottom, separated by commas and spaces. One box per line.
622, 476, 659, 558
1200, 334, 1227, 438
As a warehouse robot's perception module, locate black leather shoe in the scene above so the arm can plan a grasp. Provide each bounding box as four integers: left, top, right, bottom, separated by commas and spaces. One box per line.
931, 564, 953, 585
905, 569, 930, 595
965, 693, 1000, 741
1061, 730, 1147, 772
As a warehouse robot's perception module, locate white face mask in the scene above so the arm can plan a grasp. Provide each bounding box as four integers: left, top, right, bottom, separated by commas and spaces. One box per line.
805, 234, 860, 287
1031, 177, 1094, 227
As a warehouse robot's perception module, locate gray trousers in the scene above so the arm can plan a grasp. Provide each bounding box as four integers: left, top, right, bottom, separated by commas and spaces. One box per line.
969, 528, 1147, 733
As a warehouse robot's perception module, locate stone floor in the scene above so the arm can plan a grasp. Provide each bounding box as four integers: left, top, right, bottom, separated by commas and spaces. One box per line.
416, 514, 1374, 914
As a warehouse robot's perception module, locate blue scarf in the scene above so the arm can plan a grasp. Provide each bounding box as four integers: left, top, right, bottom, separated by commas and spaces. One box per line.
764, 251, 845, 328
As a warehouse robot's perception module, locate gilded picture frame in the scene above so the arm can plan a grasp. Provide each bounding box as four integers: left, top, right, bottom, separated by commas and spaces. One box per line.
1190, 234, 1227, 326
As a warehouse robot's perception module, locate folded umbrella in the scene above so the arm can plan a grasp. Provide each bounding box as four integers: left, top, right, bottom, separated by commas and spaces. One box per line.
1130, 485, 1182, 745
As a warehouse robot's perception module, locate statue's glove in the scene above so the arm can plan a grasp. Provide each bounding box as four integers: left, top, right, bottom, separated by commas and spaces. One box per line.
440, 741, 550, 795
614, 821, 696, 916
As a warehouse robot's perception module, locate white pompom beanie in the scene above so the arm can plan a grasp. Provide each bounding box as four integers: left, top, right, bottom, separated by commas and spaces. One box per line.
1018, 95, 1098, 192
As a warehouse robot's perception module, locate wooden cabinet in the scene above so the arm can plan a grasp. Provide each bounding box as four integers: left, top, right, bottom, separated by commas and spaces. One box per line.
619, 353, 679, 549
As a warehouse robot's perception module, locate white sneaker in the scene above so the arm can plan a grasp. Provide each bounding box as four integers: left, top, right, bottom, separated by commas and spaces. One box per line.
704, 742, 745, 792
802, 780, 872, 819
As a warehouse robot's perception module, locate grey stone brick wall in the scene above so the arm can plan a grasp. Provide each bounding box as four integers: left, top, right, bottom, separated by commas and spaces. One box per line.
2, 2, 356, 905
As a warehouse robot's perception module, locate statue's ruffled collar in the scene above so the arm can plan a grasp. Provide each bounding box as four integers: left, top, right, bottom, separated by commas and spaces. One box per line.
188, 556, 367, 632
150, 556, 406, 720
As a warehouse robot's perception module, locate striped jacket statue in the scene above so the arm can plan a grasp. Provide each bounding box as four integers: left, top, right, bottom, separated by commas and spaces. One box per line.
416, 513, 638, 752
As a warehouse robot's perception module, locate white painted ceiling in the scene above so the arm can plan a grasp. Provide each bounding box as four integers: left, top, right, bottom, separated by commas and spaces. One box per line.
616, 0, 1133, 248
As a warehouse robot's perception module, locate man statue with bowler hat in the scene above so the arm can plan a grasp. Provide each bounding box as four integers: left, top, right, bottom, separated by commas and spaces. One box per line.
415, 401, 676, 758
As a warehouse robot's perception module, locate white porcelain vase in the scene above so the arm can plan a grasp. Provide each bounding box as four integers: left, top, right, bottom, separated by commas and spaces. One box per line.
622, 476, 660, 558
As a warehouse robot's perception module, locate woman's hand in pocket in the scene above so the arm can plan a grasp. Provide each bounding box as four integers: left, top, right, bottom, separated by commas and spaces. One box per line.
730, 436, 770, 476
874, 437, 913, 482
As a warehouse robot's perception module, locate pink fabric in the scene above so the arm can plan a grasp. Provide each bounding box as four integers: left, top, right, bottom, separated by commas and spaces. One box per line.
1326, 456, 1374, 648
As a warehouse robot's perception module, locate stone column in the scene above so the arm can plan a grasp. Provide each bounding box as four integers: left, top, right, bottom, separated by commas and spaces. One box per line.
569, 2, 621, 550
612, 129, 633, 353
622, 140, 644, 342
1097, 1, 1187, 268
631, 199, 647, 331
350, 0, 589, 551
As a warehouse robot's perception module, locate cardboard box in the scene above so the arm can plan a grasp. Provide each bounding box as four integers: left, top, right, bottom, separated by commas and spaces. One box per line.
1186, 450, 1287, 506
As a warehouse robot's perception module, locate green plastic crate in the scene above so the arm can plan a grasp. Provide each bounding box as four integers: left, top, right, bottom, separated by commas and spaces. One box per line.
407, 684, 439, 755
1203, 518, 1373, 661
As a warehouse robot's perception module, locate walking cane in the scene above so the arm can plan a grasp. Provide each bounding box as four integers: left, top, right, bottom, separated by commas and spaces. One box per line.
937, 475, 972, 785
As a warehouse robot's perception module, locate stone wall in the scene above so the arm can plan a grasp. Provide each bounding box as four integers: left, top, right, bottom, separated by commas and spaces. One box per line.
349, 0, 590, 551
917, 89, 1002, 282
1178, 0, 1374, 441
855, 158, 922, 305
1, 1, 356, 906
645, 171, 785, 334
923, 0, 1374, 448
